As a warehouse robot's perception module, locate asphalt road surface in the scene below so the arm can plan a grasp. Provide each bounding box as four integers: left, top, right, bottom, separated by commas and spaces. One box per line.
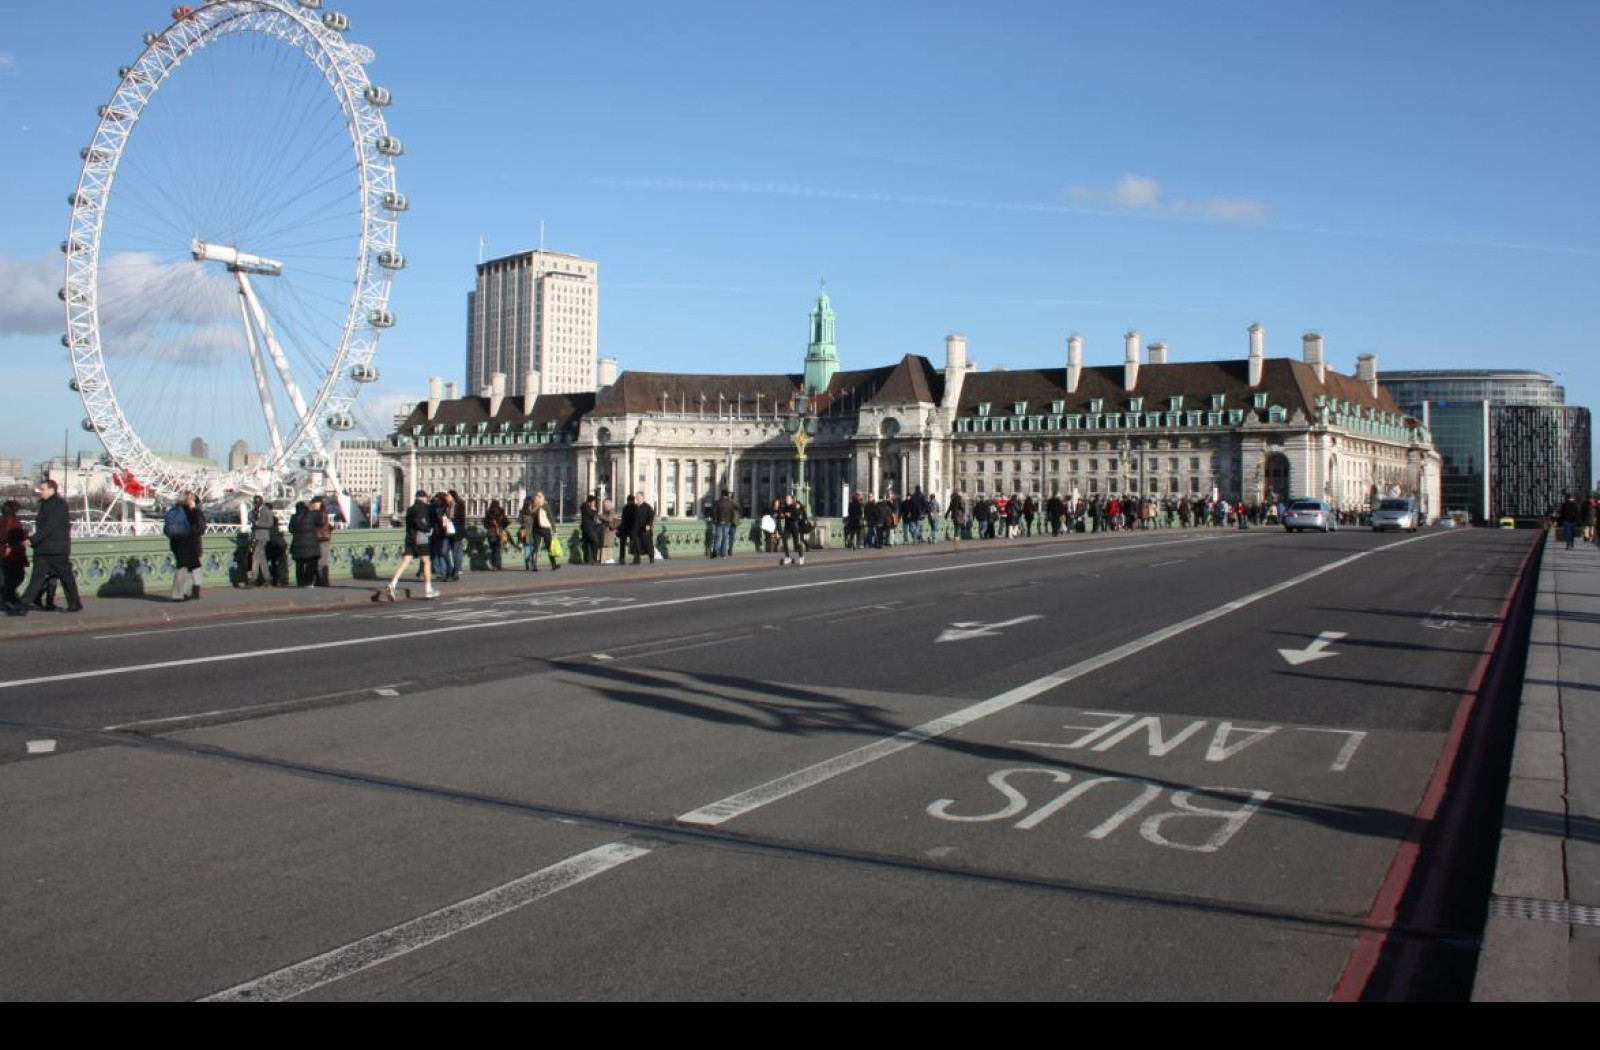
0, 526, 1537, 1000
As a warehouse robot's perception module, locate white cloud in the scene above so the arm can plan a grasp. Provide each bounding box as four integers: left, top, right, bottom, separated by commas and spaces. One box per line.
1068, 174, 1269, 224
0, 254, 61, 336
0, 251, 243, 364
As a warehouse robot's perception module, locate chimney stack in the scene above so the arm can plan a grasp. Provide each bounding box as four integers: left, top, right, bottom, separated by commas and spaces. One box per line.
1248, 323, 1265, 388
1147, 341, 1168, 365
1356, 353, 1378, 398
426, 376, 442, 421
523, 370, 541, 415
489, 371, 506, 417
942, 334, 969, 410
1302, 332, 1326, 384
1067, 334, 1084, 393
1123, 330, 1140, 392
445, 381, 458, 401
597, 356, 619, 389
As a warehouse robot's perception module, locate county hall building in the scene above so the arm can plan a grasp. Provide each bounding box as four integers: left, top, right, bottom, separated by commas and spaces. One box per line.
385, 291, 1442, 523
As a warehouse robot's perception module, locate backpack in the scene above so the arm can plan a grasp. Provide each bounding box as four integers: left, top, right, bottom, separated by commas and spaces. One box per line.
163, 505, 191, 538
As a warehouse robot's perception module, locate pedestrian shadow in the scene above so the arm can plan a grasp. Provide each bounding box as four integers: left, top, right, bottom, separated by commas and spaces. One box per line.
1502, 805, 1600, 846
1268, 630, 1477, 657
1523, 677, 1600, 694
1537, 607, 1600, 626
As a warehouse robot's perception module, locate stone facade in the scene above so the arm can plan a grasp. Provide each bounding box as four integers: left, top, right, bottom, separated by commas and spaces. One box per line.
386, 296, 1442, 522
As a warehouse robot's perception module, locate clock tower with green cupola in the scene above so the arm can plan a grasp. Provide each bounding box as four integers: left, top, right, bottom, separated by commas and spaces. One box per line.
803, 283, 839, 396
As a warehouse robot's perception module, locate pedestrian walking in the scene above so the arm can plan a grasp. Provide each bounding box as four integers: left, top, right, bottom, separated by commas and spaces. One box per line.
375, 489, 439, 601
523, 491, 562, 571
164, 491, 205, 602
631, 492, 656, 563
7, 479, 82, 616
1, 500, 28, 606
247, 495, 275, 586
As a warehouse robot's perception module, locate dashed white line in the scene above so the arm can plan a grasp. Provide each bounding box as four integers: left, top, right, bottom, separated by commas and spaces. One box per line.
93, 613, 342, 640
200, 841, 651, 1002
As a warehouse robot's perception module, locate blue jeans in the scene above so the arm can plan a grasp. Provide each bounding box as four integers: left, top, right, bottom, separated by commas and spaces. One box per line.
714, 522, 734, 557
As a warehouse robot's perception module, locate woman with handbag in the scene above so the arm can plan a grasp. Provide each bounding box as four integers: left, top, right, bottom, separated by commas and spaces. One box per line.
523, 491, 561, 572
484, 499, 508, 570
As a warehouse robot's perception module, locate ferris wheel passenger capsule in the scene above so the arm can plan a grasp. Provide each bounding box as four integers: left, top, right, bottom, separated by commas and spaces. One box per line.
367, 309, 395, 328
298, 0, 323, 9
380, 191, 409, 212
364, 85, 391, 106
322, 12, 350, 32
377, 250, 406, 271
328, 413, 355, 431
349, 364, 380, 382
81, 418, 99, 433
374, 135, 404, 156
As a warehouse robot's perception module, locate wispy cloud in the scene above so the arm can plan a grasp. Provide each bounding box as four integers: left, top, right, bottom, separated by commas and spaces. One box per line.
0, 251, 241, 364
599, 175, 1268, 228
1067, 173, 1269, 224
0, 254, 60, 336
0, 54, 16, 77
597, 176, 1130, 220
610, 281, 794, 296
604, 175, 1597, 258
1001, 296, 1223, 315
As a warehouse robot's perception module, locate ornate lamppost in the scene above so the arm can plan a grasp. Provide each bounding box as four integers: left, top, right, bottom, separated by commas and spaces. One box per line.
784, 394, 819, 513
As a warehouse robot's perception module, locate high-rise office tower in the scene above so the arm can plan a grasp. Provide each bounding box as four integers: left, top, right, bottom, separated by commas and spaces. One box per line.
466, 248, 599, 398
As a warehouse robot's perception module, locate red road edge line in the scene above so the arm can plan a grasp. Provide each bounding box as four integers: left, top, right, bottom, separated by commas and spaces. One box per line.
1328, 532, 1543, 1002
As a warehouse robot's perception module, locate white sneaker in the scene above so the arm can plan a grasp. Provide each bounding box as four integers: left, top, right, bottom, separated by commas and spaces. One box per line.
422, 588, 440, 600
780, 557, 791, 566
797, 556, 805, 565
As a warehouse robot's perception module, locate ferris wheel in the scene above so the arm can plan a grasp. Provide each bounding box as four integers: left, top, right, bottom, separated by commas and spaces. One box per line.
62, 0, 405, 505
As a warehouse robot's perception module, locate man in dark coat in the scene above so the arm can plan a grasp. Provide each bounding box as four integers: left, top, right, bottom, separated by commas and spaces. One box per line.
8, 479, 82, 615
631, 492, 655, 564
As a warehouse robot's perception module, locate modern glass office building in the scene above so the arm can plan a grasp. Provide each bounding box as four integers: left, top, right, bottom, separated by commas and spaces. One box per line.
1381, 370, 1591, 522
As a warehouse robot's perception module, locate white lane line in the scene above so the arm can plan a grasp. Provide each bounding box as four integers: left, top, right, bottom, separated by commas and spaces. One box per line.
655, 573, 749, 584
0, 533, 1263, 693
26, 740, 57, 755
92, 613, 342, 640
101, 683, 411, 732
677, 531, 1442, 827
607, 634, 754, 660
200, 841, 651, 1002
1150, 559, 1186, 568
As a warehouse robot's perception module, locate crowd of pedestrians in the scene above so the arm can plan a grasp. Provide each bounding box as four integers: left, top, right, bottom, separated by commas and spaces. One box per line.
840, 488, 1279, 549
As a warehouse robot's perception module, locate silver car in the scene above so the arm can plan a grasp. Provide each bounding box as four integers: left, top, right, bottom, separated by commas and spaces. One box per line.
1371, 497, 1420, 533
1284, 499, 1338, 533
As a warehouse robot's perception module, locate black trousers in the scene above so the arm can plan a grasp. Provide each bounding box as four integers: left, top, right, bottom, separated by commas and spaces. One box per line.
20, 554, 80, 609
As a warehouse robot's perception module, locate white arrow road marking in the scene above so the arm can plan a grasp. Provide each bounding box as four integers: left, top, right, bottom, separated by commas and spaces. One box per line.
937, 614, 1045, 643
1278, 630, 1348, 666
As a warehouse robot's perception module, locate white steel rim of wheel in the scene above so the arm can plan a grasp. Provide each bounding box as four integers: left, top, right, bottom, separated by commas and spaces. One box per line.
62, 0, 402, 505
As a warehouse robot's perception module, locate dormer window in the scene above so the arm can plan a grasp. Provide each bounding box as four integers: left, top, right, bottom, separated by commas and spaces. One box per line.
1129, 397, 1143, 413
1013, 401, 1027, 416
1051, 400, 1065, 415
976, 402, 991, 417
1169, 395, 1184, 411
1089, 398, 1105, 414
1252, 393, 1268, 410
1210, 394, 1225, 411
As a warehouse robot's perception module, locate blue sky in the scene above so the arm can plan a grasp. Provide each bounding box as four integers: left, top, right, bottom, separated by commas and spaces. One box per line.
2, 0, 1596, 470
